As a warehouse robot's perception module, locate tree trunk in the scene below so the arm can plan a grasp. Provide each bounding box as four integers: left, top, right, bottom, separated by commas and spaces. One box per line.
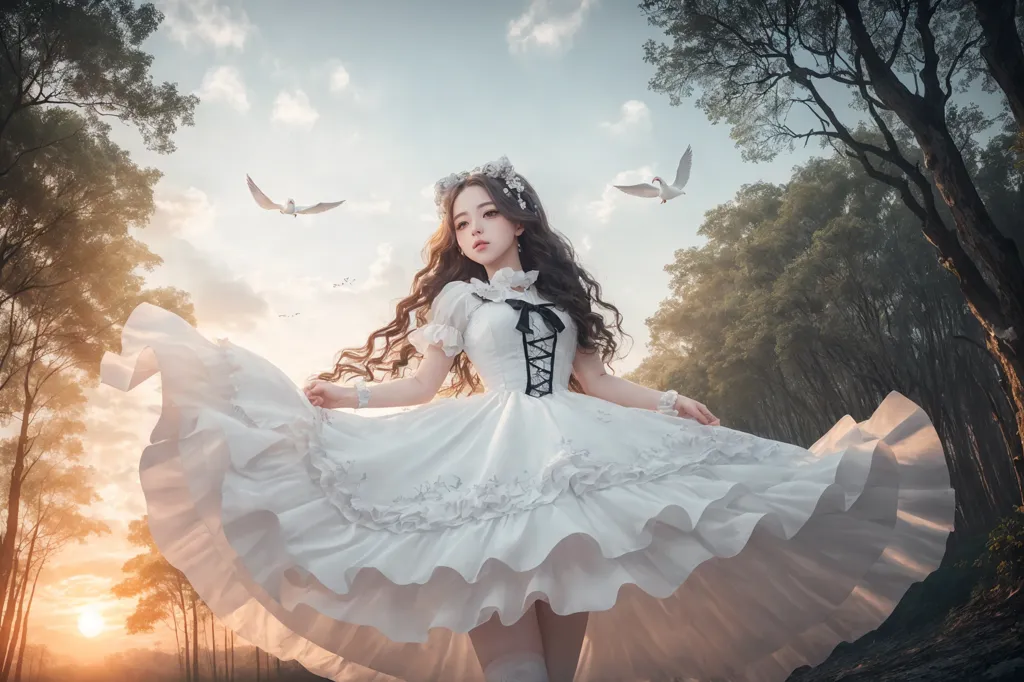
179, 583, 191, 682
11, 562, 40, 682
838, 0, 1024, 503
210, 615, 217, 682
0, 549, 20, 675
1, 527, 37, 682
0, 335, 39, 616
971, 0, 1024, 130
171, 605, 183, 682
191, 595, 199, 682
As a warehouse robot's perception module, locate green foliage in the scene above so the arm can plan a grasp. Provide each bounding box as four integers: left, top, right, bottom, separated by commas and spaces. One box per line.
638, 1, 988, 163
0, 0, 199, 174
0, 103, 195, 393
629, 135, 1023, 529
1013, 130, 1024, 170
974, 506, 1024, 587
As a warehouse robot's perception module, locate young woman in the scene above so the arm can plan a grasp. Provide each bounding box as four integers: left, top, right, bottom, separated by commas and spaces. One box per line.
101, 157, 955, 682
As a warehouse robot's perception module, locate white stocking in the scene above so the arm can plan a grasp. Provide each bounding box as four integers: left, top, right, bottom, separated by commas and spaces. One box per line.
482, 652, 550, 682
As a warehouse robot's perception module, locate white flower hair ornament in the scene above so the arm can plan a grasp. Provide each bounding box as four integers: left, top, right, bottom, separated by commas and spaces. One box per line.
433, 156, 532, 217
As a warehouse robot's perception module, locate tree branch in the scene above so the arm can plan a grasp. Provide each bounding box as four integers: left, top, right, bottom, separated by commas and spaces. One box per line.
945, 35, 983, 103
0, 125, 86, 178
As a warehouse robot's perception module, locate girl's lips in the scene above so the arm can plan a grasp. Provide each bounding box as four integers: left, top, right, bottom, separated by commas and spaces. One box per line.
473, 241, 489, 251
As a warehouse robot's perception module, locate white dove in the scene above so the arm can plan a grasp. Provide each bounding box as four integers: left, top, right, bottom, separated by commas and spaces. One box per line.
246, 175, 345, 217
613, 145, 693, 204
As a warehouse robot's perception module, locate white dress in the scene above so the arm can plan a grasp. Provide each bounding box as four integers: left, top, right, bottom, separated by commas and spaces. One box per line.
101, 267, 955, 682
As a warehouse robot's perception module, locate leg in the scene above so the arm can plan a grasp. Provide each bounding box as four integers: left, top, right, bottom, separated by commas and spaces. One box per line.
470, 603, 548, 681
535, 602, 589, 682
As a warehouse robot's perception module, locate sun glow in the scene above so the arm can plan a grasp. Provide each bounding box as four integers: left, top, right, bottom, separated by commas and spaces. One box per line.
77, 607, 105, 638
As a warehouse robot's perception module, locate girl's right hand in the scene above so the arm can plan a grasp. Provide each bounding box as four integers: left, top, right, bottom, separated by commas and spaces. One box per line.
303, 380, 353, 409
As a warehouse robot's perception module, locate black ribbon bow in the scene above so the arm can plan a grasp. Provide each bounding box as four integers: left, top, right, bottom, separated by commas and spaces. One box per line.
504, 299, 565, 335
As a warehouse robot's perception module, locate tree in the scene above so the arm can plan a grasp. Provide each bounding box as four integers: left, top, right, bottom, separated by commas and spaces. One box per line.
113, 518, 203, 682
0, 0, 198, 177
969, 0, 1024, 128
1013, 129, 1024, 169
639, 0, 1024, 501
629, 145, 1021, 531
0, 434, 109, 682
0, 104, 193, 640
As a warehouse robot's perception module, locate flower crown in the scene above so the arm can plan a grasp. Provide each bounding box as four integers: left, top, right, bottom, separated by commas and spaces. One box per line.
433, 156, 530, 216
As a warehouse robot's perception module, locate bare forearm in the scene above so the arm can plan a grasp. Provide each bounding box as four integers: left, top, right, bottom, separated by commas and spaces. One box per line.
584, 373, 666, 410
340, 375, 436, 409
338, 346, 453, 409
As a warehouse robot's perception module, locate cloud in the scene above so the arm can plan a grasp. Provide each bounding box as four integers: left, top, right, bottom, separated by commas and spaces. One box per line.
158, 0, 253, 50
361, 243, 402, 291
141, 187, 270, 331
416, 183, 442, 223
507, 0, 595, 54
196, 65, 249, 112
271, 89, 319, 128
600, 100, 651, 135
329, 63, 351, 93
323, 60, 380, 109
584, 165, 656, 224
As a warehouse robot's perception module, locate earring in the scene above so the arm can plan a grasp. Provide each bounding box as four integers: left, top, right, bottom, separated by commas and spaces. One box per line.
517, 240, 522, 252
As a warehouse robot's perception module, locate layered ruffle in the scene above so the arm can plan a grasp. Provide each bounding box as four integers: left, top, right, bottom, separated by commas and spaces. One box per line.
101, 303, 955, 682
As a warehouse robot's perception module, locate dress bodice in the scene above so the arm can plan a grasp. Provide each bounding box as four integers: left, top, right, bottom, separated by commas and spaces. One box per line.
409, 269, 577, 396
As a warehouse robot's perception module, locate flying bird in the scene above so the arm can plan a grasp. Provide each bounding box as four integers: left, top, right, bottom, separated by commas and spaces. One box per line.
613, 145, 693, 204
246, 175, 345, 217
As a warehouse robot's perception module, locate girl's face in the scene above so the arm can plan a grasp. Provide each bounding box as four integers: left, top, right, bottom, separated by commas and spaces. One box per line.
451, 184, 523, 271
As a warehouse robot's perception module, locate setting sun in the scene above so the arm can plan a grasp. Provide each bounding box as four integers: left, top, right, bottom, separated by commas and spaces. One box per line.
77, 608, 105, 638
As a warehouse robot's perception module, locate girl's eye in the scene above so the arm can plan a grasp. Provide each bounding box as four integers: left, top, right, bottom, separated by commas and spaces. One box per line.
455, 222, 467, 230
484, 209, 499, 218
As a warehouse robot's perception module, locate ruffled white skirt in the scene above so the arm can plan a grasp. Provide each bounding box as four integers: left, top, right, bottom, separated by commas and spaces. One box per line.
101, 303, 955, 682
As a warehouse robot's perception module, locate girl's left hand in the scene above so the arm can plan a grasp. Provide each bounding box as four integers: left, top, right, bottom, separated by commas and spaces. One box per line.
674, 395, 720, 426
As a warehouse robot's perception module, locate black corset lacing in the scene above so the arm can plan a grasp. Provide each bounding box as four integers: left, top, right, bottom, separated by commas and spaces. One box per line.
473, 294, 565, 398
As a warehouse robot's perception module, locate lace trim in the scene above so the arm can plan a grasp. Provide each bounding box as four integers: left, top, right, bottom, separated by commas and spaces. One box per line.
469, 268, 539, 302
311, 427, 785, 534
217, 339, 788, 535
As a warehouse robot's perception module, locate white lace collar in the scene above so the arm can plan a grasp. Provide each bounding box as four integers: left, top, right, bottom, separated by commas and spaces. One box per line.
469, 268, 539, 302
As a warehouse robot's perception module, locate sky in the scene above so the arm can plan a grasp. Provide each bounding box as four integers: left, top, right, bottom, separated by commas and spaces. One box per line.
31, 0, 835, 664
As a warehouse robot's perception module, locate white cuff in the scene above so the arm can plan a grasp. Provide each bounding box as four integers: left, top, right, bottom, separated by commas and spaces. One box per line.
657, 389, 679, 416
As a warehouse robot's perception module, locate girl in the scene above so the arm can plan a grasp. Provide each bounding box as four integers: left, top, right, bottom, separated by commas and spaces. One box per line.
102, 157, 954, 682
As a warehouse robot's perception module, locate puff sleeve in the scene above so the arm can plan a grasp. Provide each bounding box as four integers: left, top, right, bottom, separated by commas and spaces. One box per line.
408, 281, 481, 357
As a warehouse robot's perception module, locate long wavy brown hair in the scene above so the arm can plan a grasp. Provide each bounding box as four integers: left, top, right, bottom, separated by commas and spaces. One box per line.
316, 171, 628, 395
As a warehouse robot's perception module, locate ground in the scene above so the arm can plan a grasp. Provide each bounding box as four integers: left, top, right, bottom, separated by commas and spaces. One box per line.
787, 537, 1024, 682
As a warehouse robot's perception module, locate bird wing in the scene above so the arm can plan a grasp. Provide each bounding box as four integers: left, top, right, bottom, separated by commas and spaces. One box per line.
613, 183, 660, 198
295, 200, 346, 215
671, 145, 693, 190
247, 175, 282, 210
